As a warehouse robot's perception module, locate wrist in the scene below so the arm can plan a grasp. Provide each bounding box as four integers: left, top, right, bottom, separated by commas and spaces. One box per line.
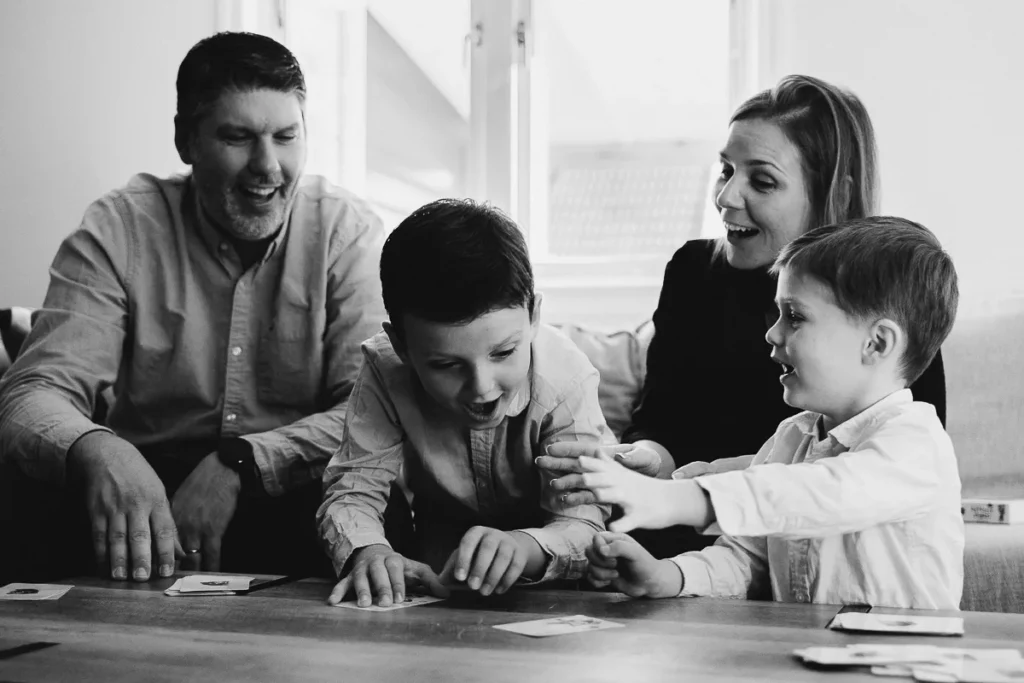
654, 559, 685, 597
508, 530, 546, 580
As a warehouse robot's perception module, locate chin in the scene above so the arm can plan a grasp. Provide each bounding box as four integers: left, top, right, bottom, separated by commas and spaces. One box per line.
725, 244, 772, 270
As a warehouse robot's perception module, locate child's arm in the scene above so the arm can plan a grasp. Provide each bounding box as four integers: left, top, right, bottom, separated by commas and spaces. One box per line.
695, 412, 951, 539
318, 362, 445, 606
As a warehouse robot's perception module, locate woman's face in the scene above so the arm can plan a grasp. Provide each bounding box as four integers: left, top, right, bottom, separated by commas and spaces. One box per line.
714, 118, 813, 269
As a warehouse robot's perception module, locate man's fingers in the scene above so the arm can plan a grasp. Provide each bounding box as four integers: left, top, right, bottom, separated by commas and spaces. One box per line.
107, 513, 129, 580
557, 490, 597, 507
544, 442, 632, 459
179, 533, 202, 571
367, 560, 394, 607
578, 456, 616, 474
479, 543, 514, 595
466, 533, 500, 591
201, 534, 222, 573
328, 576, 352, 605
438, 551, 457, 585
494, 552, 526, 595
383, 554, 406, 603
534, 455, 582, 474
89, 515, 109, 576
547, 473, 586, 492
150, 505, 177, 578
126, 507, 153, 581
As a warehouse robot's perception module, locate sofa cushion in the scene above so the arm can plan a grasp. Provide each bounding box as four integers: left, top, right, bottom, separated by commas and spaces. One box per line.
556, 321, 652, 439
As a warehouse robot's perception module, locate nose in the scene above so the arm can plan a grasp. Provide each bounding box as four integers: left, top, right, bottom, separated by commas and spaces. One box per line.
467, 364, 497, 399
765, 313, 782, 347
248, 137, 281, 177
715, 174, 742, 212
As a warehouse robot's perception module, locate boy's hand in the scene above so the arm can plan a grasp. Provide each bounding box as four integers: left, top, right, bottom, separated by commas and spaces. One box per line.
578, 456, 682, 532
327, 544, 448, 607
538, 443, 662, 509
439, 527, 532, 596
586, 532, 683, 598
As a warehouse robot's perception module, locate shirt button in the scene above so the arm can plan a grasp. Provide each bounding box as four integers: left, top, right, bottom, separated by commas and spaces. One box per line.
219, 242, 229, 252
226, 413, 237, 422
231, 346, 242, 357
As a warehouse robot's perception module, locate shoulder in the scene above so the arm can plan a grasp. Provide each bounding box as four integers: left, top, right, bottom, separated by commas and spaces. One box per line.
528, 324, 600, 411
858, 400, 950, 447
80, 173, 187, 240
666, 239, 719, 271
292, 175, 385, 249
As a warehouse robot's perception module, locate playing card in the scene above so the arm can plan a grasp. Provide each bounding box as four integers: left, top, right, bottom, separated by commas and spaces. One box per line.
870, 649, 1023, 678
177, 574, 254, 593
492, 615, 624, 637
795, 644, 943, 667
910, 658, 1024, 683
163, 579, 237, 597
0, 583, 73, 601
334, 592, 446, 612
829, 612, 964, 636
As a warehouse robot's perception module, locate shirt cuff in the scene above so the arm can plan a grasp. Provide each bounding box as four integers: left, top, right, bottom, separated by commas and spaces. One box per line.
515, 527, 587, 583
669, 554, 713, 597
694, 473, 748, 537
322, 518, 391, 578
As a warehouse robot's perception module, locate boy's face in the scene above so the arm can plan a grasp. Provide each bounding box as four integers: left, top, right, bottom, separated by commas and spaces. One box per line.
766, 267, 875, 427
388, 301, 540, 430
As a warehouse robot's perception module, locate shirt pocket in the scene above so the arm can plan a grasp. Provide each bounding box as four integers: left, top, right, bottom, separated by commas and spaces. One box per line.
257, 291, 325, 411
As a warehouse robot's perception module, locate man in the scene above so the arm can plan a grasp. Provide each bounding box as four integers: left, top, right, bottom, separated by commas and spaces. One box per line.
0, 32, 387, 581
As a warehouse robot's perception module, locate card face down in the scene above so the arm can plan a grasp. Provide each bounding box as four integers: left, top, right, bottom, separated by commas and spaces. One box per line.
492, 615, 624, 637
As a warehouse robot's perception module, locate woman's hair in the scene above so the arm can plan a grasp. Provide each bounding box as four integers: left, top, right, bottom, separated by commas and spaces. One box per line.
732, 74, 879, 230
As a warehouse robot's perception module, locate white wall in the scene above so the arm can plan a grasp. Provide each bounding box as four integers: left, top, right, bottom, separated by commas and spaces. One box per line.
753, 0, 1024, 317
0, 0, 217, 308
752, 0, 1024, 492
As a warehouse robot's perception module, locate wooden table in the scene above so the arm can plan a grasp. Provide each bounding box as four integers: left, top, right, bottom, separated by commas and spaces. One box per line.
2, 575, 1023, 682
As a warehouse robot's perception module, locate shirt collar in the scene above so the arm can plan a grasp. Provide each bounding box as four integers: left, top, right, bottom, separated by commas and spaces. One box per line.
825, 388, 914, 448
504, 383, 530, 417
186, 174, 292, 266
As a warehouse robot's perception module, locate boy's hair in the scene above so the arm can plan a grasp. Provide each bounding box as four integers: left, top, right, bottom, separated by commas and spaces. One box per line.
772, 216, 958, 384
175, 32, 306, 136
380, 199, 535, 334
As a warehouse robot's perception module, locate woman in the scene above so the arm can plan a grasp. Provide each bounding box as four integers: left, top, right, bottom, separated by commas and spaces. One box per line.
539, 74, 946, 556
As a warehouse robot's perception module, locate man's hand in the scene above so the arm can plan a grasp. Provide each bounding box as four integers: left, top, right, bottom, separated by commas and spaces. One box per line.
66, 431, 178, 581
536, 443, 662, 509
327, 544, 448, 607
171, 453, 241, 572
586, 532, 683, 598
439, 527, 536, 596
578, 456, 714, 532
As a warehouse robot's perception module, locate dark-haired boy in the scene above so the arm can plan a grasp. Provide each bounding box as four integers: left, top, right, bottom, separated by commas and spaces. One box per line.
318, 199, 613, 607
577, 217, 964, 610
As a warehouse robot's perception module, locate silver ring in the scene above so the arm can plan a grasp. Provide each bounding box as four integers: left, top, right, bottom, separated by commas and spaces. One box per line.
186, 548, 201, 554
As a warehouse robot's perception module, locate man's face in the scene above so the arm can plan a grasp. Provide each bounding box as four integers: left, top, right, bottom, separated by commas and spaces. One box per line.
182, 88, 306, 241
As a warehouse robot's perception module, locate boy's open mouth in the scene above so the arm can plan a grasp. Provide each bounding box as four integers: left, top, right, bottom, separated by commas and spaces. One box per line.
779, 363, 795, 380
464, 398, 501, 422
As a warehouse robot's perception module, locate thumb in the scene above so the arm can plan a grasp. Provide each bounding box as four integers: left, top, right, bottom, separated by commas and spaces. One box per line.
438, 551, 458, 586
328, 576, 352, 605
608, 512, 639, 535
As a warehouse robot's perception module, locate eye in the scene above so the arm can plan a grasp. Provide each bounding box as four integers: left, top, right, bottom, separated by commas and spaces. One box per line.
428, 360, 459, 371
492, 348, 516, 361
275, 133, 298, 143
718, 161, 733, 179
752, 175, 776, 192
786, 310, 804, 325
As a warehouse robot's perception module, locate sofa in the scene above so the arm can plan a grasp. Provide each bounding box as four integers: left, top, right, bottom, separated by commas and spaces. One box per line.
558, 318, 1024, 614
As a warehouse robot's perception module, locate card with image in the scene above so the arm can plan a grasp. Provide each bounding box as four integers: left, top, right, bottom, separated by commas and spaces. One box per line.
493, 615, 624, 638
829, 612, 964, 636
870, 648, 1023, 678
334, 592, 445, 612
177, 575, 254, 593
0, 583, 73, 601
164, 579, 237, 597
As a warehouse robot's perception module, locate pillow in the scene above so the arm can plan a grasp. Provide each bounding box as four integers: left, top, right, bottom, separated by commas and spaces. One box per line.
556, 322, 653, 439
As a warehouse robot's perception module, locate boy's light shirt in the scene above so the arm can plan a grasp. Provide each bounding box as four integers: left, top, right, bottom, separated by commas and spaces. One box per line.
319, 324, 613, 581
671, 389, 964, 610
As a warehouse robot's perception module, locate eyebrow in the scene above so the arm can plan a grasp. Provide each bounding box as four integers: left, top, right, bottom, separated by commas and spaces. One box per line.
216, 122, 301, 135
718, 151, 785, 175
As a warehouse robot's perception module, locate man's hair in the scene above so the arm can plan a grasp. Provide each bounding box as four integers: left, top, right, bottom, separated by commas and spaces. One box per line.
175, 31, 305, 133
733, 74, 879, 229
381, 199, 535, 334
772, 216, 958, 384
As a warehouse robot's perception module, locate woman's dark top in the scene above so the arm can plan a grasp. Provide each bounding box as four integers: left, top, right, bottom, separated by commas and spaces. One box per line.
625, 240, 947, 470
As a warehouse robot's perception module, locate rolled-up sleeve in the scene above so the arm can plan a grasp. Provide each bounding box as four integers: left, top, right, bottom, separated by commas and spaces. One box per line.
518, 369, 612, 582
246, 210, 387, 496
0, 198, 127, 482
316, 354, 403, 576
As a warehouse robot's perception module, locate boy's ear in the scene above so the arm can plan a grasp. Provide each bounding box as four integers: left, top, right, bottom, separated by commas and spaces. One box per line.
529, 292, 543, 337
863, 317, 903, 367
382, 320, 410, 362
174, 115, 194, 166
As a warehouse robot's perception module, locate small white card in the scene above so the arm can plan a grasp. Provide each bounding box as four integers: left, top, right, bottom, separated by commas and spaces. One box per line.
493, 615, 624, 638
829, 612, 965, 636
334, 592, 446, 612
0, 583, 73, 601
911, 659, 1024, 683
177, 575, 253, 593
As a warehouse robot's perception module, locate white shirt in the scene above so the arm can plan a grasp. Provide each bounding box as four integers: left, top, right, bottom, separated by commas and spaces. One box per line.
671, 389, 964, 610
